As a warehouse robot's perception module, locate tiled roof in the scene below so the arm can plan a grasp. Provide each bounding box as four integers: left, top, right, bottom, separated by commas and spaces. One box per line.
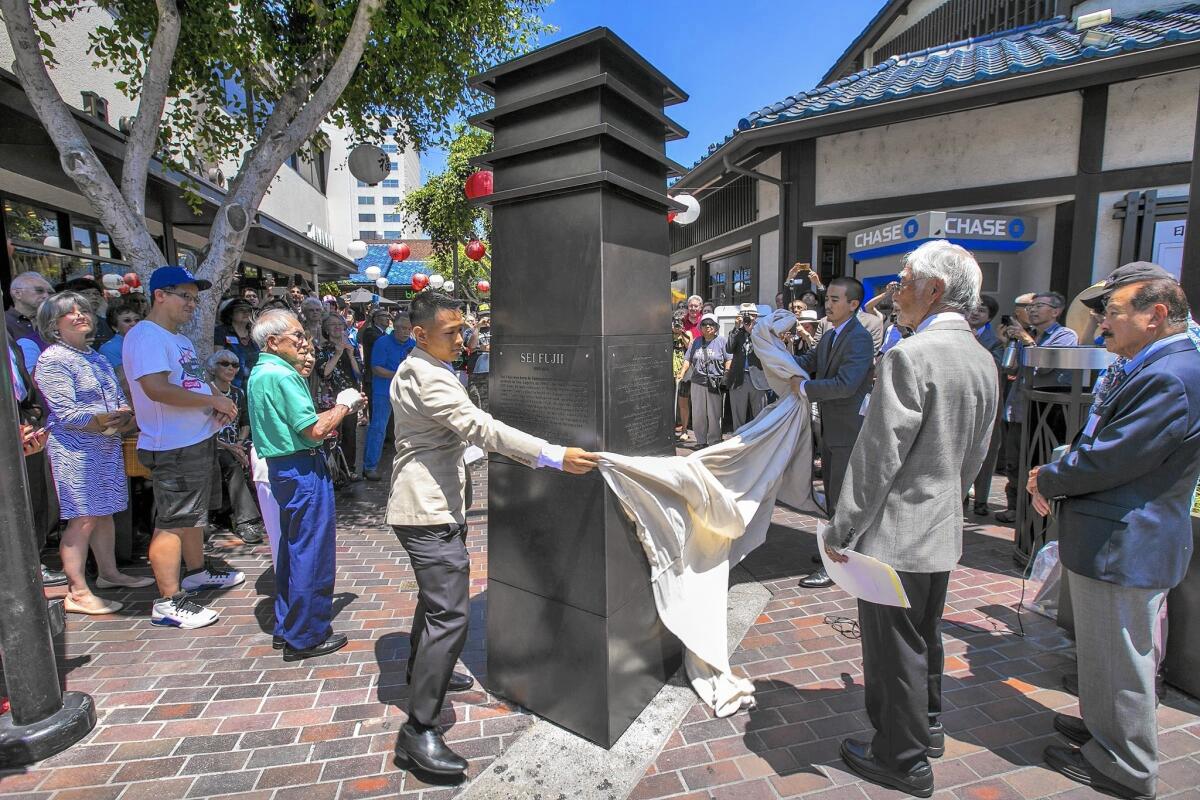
689, 4, 1200, 170
346, 242, 431, 285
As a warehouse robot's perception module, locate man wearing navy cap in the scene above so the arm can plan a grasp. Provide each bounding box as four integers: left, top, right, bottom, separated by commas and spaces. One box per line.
123, 266, 245, 629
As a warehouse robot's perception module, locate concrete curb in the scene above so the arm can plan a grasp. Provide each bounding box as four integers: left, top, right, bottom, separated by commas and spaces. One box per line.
459, 564, 772, 799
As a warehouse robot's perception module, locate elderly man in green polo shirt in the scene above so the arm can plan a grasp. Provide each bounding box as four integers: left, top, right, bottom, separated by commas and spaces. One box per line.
247, 309, 365, 661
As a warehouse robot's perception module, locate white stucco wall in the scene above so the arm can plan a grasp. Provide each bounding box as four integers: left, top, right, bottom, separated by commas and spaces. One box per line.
866, 0, 950, 66
755, 153, 781, 221
1103, 70, 1200, 172
758, 229, 780, 305
815, 93, 1081, 206
1094, 183, 1190, 281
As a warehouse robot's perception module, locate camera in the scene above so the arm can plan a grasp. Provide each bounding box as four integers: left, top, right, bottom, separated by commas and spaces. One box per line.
1000, 314, 1013, 328
741, 312, 754, 324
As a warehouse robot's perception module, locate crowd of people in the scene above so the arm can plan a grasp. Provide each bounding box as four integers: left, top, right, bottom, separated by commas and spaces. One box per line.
6, 258, 494, 630
6, 243, 1199, 796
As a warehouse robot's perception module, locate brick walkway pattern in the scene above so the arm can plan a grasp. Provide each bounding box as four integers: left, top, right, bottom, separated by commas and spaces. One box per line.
2, 463, 1199, 800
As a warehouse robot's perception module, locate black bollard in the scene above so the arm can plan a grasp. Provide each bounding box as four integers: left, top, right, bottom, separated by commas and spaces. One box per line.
0, 297, 95, 767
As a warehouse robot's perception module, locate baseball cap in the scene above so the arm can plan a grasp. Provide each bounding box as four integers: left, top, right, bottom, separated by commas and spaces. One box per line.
1078, 261, 1175, 310
700, 313, 719, 325
149, 265, 211, 293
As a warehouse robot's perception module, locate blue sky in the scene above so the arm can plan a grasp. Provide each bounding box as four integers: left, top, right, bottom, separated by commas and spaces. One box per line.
418, 0, 883, 177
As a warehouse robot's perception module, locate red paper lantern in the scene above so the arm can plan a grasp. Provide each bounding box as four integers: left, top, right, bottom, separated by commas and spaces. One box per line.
387, 242, 411, 262
465, 240, 486, 262
123, 272, 141, 288
476, 280, 490, 294
667, 211, 677, 223
464, 171, 493, 200
411, 273, 429, 291
117, 284, 131, 295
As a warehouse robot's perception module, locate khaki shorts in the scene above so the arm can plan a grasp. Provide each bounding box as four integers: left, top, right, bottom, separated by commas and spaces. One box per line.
138, 437, 216, 530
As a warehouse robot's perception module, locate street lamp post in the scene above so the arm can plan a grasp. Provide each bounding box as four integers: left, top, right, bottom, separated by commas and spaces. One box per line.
0, 293, 96, 767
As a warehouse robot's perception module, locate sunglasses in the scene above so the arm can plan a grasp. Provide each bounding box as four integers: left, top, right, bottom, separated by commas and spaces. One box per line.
215, 360, 239, 368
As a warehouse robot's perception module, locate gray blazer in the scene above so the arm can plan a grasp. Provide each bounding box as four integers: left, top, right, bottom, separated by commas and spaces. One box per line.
826, 315, 998, 573
797, 314, 875, 447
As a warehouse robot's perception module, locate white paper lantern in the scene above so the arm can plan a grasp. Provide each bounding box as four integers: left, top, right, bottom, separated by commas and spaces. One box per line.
672, 193, 701, 225
375, 277, 389, 289
101, 273, 122, 289
443, 280, 455, 293
429, 274, 445, 290
347, 144, 390, 185
43, 235, 60, 249
347, 239, 369, 260
364, 265, 382, 281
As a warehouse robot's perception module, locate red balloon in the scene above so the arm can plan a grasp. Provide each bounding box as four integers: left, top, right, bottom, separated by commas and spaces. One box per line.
411, 273, 429, 291
464, 171, 493, 200
476, 280, 490, 294
117, 284, 131, 295
465, 240, 486, 262
387, 242, 410, 262
667, 211, 677, 223
123, 272, 141, 287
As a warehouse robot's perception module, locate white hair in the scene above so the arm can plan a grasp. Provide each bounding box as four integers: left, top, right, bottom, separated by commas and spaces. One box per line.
904, 240, 982, 314
251, 309, 300, 349
205, 348, 239, 377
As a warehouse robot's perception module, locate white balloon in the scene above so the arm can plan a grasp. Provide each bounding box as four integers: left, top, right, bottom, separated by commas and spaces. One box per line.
672, 193, 701, 225
101, 273, 122, 289
347, 239, 368, 260
443, 280, 455, 293
375, 277, 389, 289
364, 265, 382, 280
429, 274, 445, 290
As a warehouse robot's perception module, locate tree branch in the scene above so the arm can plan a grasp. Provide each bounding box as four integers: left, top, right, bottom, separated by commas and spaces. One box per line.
120, 0, 181, 218
0, 0, 164, 272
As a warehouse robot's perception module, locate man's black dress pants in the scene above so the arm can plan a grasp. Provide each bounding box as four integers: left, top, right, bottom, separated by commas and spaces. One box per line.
858, 570, 949, 772
393, 523, 470, 727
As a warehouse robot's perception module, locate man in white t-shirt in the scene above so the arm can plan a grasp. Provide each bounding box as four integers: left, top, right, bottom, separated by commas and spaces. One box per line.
123, 266, 245, 629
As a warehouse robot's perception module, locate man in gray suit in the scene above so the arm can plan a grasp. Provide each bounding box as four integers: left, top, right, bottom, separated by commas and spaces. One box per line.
823, 241, 997, 797
795, 277, 875, 589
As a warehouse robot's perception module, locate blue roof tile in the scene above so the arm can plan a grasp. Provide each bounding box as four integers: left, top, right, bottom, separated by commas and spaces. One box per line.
691, 4, 1200, 171
346, 243, 431, 285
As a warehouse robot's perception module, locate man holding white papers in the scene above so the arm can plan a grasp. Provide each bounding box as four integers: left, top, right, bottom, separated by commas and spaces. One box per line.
822, 241, 998, 797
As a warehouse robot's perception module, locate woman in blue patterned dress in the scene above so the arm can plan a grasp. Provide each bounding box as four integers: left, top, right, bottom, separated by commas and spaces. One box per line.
35, 291, 153, 615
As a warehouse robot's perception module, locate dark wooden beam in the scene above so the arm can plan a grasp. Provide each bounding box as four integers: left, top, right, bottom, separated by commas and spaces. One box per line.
1066, 86, 1108, 303
1182, 86, 1200, 310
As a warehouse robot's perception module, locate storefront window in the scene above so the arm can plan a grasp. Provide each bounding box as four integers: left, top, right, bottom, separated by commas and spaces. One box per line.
732, 266, 753, 305
4, 198, 60, 246
72, 221, 116, 259
10, 244, 110, 287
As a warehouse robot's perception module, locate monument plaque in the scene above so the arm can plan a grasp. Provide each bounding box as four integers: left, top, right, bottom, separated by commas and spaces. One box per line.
471, 28, 687, 747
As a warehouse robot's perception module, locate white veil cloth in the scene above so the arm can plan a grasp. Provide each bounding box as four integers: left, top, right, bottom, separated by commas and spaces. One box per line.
597, 309, 818, 717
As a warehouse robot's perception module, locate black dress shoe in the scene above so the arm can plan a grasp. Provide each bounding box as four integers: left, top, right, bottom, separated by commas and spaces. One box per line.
927, 722, 945, 758
40, 565, 68, 587
840, 739, 933, 798
406, 667, 475, 692
1053, 713, 1092, 746
1043, 745, 1154, 800
799, 567, 834, 589
283, 633, 348, 661
395, 722, 467, 775
272, 635, 285, 650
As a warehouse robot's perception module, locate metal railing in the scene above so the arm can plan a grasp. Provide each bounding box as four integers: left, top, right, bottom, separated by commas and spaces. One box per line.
874, 0, 1063, 64
669, 175, 755, 254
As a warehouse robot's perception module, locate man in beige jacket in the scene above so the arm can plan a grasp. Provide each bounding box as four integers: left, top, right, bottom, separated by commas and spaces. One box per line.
387, 291, 597, 775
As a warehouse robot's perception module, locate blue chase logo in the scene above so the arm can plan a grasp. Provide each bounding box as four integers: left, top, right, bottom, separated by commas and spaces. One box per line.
903, 218, 919, 239
1009, 218, 1025, 238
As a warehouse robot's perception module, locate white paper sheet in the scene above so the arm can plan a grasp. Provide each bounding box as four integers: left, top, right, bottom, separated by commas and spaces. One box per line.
817, 523, 910, 608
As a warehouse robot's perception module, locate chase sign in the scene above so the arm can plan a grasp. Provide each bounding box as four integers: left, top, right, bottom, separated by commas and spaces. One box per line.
849, 211, 1036, 261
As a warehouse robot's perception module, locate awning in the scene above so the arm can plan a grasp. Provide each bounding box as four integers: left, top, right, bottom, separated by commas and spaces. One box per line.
848, 211, 1037, 261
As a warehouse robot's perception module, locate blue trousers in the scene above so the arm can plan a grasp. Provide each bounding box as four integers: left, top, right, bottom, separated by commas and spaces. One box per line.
267, 450, 336, 650
363, 386, 392, 472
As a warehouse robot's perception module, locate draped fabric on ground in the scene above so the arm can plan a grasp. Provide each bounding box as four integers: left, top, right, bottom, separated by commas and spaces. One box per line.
598, 310, 819, 716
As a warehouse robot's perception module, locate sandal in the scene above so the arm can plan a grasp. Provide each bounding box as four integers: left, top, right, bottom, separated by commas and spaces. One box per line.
64, 596, 125, 615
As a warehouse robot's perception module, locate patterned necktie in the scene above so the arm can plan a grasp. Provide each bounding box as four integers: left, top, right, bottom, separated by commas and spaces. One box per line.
1090, 358, 1128, 414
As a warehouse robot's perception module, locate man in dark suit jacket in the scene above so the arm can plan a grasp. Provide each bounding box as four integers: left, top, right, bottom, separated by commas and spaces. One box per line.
968, 295, 1005, 516
795, 276, 875, 589
1031, 273, 1200, 800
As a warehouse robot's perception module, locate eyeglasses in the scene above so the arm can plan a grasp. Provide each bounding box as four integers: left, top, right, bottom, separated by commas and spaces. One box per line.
161, 290, 199, 305
1027, 302, 1060, 310
273, 330, 309, 346
215, 360, 239, 368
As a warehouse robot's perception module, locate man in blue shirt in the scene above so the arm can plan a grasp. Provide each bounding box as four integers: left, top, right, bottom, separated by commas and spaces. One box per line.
363, 313, 414, 480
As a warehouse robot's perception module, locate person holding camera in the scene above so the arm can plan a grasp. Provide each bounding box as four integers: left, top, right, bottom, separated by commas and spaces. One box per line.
672, 312, 693, 440
676, 313, 726, 448
725, 303, 770, 429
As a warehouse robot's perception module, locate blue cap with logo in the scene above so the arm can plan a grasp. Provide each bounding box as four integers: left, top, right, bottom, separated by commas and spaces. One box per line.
148, 265, 212, 294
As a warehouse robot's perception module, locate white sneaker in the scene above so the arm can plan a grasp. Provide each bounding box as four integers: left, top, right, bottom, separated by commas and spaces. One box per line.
181, 563, 246, 593
151, 593, 219, 629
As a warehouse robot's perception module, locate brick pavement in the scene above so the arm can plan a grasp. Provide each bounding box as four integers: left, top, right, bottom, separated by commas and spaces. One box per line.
2, 461, 1198, 800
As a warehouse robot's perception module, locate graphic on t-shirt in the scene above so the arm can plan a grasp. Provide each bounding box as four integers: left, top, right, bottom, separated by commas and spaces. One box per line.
179, 348, 206, 391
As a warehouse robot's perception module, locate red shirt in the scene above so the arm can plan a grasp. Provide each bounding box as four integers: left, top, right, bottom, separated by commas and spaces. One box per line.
681, 312, 702, 341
